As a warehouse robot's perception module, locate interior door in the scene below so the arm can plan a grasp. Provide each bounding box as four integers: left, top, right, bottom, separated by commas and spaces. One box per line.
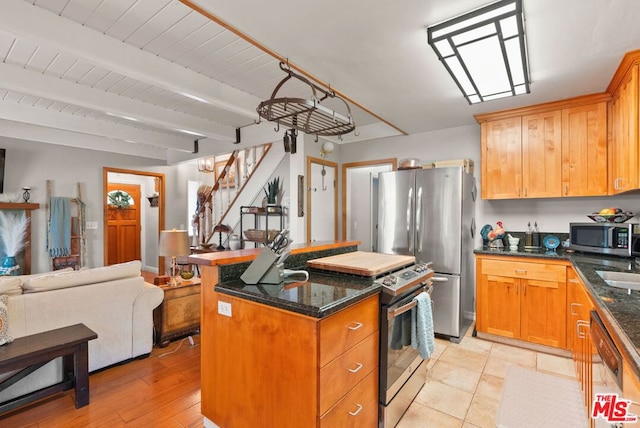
307, 157, 337, 242
107, 183, 141, 265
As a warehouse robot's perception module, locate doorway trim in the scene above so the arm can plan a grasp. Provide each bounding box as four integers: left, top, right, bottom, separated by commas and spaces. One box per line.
306, 156, 338, 243
341, 158, 397, 240
103, 167, 166, 274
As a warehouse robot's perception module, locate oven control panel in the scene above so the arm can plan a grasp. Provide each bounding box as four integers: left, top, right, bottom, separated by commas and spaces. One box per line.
376, 262, 434, 296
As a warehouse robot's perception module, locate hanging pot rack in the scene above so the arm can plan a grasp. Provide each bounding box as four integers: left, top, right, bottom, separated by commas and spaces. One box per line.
257, 63, 356, 137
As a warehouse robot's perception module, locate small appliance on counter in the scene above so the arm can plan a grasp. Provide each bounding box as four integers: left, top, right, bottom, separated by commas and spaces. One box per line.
570, 222, 640, 257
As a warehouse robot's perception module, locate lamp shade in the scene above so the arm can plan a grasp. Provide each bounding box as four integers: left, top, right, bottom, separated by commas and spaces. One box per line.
158, 230, 190, 257
213, 223, 231, 234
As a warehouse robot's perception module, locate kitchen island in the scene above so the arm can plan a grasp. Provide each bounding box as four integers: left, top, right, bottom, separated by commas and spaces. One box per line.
189, 241, 380, 428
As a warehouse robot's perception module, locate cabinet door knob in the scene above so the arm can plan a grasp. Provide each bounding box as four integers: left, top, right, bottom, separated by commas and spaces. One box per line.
349, 404, 363, 416
348, 322, 363, 331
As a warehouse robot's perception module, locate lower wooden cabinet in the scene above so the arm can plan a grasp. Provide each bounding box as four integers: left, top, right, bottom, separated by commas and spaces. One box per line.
201, 289, 379, 428
566, 268, 594, 421
476, 255, 567, 348
320, 370, 378, 427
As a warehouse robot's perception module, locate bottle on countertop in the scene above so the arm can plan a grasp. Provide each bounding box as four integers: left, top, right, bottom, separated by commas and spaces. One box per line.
525, 222, 533, 247
533, 222, 540, 248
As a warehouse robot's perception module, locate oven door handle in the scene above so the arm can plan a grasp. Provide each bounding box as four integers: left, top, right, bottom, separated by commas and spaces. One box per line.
388, 300, 417, 320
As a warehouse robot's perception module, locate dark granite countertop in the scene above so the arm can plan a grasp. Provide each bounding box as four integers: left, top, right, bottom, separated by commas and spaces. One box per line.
215, 270, 381, 318
475, 246, 640, 378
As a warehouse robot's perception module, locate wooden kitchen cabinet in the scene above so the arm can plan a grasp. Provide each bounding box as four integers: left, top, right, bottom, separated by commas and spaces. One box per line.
477, 94, 609, 200
566, 268, 594, 418
608, 55, 640, 194
480, 116, 522, 199
203, 290, 379, 428
521, 111, 563, 198
476, 255, 567, 348
562, 102, 608, 196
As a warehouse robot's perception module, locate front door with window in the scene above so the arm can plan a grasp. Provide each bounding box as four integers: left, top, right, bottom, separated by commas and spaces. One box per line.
106, 183, 141, 265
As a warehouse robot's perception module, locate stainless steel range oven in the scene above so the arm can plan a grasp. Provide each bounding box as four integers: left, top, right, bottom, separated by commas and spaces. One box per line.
377, 262, 434, 428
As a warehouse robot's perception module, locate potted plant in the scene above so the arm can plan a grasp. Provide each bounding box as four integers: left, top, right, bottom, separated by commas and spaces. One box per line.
0, 211, 29, 275
263, 177, 282, 212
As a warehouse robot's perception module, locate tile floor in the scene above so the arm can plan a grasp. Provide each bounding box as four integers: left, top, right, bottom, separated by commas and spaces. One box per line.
396, 327, 579, 428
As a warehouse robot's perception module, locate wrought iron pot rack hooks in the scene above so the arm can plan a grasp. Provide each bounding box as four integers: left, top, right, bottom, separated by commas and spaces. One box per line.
256, 62, 356, 138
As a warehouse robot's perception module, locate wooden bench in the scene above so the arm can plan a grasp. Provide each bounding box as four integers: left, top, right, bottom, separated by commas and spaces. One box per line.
0, 323, 97, 414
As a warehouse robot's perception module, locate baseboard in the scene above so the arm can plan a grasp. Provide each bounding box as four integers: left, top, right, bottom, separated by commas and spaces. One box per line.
476, 331, 571, 358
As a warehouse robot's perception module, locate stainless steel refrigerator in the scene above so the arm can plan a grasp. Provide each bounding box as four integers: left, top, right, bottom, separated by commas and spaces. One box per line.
377, 166, 476, 341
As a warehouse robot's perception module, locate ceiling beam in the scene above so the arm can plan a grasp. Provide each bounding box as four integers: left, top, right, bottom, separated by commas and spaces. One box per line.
1, 0, 260, 122
0, 119, 168, 160
0, 100, 196, 152
0, 62, 235, 141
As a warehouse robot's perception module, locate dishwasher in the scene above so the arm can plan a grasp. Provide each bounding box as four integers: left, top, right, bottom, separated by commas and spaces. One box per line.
590, 310, 637, 427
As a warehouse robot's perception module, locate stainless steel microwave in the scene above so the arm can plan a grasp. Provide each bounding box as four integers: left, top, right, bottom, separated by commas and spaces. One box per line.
569, 222, 640, 257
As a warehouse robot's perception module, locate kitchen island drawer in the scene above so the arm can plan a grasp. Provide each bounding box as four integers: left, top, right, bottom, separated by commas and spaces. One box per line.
481, 259, 566, 282
320, 370, 378, 428
319, 294, 378, 367
319, 331, 378, 415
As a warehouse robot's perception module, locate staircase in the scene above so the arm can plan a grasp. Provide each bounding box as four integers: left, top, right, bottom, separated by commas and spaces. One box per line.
193, 142, 286, 245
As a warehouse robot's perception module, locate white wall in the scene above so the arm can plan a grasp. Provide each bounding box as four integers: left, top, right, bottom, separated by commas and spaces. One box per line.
340, 124, 640, 246
0, 137, 171, 273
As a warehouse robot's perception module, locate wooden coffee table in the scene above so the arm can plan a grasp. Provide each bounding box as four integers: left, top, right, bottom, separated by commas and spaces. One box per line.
153, 278, 201, 347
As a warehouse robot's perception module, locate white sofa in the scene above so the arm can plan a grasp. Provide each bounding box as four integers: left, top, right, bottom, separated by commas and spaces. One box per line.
0, 260, 164, 403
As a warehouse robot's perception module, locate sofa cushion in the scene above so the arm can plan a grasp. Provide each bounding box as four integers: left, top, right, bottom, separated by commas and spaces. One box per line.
0, 277, 22, 296
22, 261, 142, 293
0, 295, 13, 345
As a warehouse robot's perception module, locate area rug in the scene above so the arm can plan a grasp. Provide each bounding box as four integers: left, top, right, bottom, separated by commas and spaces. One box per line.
496, 366, 588, 428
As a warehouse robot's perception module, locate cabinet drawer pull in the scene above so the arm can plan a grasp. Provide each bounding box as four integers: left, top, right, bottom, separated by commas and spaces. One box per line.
349, 404, 363, 416
348, 362, 363, 373
570, 302, 582, 316
568, 279, 579, 283
348, 322, 364, 331
577, 320, 589, 339
515, 269, 527, 274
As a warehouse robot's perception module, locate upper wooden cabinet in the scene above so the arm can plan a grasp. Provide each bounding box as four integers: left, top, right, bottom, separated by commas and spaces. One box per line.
480, 117, 522, 199
562, 102, 608, 196
476, 94, 610, 200
608, 52, 640, 194
522, 111, 563, 198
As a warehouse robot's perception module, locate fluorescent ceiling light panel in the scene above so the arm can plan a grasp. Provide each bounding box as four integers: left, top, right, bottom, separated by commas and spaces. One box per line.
427, 0, 530, 104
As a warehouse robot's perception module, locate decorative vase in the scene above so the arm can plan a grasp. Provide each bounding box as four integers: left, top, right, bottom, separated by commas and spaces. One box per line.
1, 256, 17, 275
229, 234, 241, 250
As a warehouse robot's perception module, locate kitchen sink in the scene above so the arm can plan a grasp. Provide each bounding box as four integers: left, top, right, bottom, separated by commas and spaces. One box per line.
596, 270, 640, 292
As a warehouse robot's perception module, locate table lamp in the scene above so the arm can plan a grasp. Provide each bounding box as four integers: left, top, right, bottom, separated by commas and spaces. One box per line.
213, 224, 231, 251
158, 229, 190, 286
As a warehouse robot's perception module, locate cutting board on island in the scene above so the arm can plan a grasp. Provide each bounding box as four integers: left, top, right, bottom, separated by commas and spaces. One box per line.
306, 251, 415, 276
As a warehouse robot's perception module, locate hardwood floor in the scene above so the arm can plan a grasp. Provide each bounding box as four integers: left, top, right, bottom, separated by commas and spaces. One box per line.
0, 335, 203, 427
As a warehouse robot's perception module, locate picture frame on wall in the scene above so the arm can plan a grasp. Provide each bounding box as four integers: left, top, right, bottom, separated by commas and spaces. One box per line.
214, 160, 237, 188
